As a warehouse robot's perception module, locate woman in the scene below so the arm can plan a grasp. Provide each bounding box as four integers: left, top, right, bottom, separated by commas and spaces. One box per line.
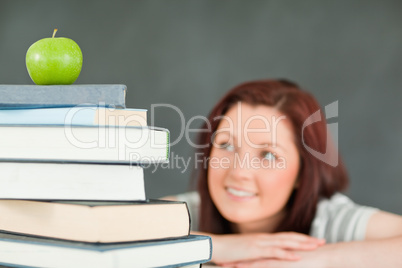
167, 79, 402, 267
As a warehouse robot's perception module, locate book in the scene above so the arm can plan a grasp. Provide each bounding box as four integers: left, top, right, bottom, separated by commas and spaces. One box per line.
0, 84, 126, 109
0, 233, 211, 268
0, 106, 147, 126
0, 162, 145, 201
0, 199, 190, 243
0, 125, 169, 164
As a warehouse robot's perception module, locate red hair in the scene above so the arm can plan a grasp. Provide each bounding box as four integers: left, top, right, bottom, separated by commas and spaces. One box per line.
196, 79, 348, 234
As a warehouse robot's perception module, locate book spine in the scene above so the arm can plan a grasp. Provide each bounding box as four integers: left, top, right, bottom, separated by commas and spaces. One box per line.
0, 85, 126, 109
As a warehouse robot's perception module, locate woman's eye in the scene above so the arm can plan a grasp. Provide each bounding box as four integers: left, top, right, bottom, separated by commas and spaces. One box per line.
217, 143, 235, 152
262, 151, 276, 160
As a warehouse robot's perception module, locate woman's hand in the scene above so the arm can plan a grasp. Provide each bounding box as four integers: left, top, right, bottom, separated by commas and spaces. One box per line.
204, 232, 325, 266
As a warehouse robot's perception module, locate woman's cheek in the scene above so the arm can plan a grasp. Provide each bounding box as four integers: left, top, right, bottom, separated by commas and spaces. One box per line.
208, 165, 224, 193
259, 169, 298, 202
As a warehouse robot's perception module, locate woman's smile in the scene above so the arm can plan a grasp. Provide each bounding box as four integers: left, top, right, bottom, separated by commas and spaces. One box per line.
225, 186, 258, 200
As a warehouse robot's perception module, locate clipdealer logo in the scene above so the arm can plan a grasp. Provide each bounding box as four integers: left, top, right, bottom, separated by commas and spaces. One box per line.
302, 101, 338, 167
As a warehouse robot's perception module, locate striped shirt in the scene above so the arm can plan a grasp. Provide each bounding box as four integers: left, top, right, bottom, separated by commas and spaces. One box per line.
174, 191, 378, 243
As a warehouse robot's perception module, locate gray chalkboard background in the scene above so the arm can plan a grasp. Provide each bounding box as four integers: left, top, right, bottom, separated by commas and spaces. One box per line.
1, 0, 401, 214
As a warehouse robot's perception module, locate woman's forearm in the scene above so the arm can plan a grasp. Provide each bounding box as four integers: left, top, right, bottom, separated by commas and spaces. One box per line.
228, 236, 402, 268
191, 231, 326, 265
191, 231, 402, 267
309, 236, 402, 267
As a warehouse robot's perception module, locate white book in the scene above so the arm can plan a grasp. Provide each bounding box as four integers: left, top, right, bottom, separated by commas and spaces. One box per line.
0, 233, 212, 268
0, 125, 169, 164
0, 162, 145, 201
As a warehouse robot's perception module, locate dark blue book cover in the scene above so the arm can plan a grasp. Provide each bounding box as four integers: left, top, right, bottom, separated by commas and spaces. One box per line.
0, 233, 212, 268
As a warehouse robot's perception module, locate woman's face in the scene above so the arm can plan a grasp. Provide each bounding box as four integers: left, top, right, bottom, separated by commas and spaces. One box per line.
207, 103, 300, 233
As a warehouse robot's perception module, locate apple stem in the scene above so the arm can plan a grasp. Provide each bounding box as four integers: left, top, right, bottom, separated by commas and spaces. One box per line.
52, 29, 58, 38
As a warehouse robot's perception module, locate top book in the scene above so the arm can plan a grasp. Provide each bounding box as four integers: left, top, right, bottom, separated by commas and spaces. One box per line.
0, 84, 127, 109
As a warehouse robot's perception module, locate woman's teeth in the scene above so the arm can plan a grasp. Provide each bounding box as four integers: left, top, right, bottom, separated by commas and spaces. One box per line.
226, 187, 256, 197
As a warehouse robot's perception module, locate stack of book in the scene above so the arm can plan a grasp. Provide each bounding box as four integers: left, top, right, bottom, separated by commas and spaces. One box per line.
0, 85, 212, 268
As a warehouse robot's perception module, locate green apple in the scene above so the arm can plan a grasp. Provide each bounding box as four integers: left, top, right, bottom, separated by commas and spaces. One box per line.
26, 29, 83, 85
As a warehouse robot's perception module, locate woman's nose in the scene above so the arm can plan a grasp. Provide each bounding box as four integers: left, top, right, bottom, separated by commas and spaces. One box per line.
228, 150, 255, 181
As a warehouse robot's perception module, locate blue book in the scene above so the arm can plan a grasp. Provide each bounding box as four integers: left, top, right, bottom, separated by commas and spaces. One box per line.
0, 233, 212, 268
0, 85, 127, 109
0, 107, 147, 126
